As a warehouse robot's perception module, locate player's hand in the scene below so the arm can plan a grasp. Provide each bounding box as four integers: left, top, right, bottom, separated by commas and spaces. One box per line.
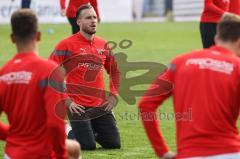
60, 9, 66, 16
102, 95, 117, 111
161, 151, 176, 159
69, 102, 85, 116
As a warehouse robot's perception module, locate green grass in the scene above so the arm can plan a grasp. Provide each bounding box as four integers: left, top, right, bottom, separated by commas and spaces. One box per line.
0, 22, 202, 159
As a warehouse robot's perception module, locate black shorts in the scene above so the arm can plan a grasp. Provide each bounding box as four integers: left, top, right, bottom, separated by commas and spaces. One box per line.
200, 22, 217, 48
67, 108, 121, 150
21, 0, 31, 8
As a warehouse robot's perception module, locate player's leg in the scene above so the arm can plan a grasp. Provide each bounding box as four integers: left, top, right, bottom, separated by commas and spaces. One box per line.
91, 112, 121, 149
200, 22, 217, 48
67, 112, 96, 150
67, 17, 80, 34
21, 0, 31, 8
66, 139, 81, 159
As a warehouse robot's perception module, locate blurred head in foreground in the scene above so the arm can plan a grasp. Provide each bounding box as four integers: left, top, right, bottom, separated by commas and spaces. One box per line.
10, 9, 40, 53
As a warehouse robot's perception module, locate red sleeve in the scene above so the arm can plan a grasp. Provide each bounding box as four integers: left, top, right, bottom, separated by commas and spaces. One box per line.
104, 52, 120, 96
44, 66, 67, 159
60, 0, 66, 9
0, 122, 9, 140
90, 0, 100, 17
138, 66, 174, 157
49, 42, 70, 65
205, 0, 227, 16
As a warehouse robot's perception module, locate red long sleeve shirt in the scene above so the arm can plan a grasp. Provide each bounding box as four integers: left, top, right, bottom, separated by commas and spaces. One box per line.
0, 52, 67, 159
60, 0, 99, 18
49, 33, 120, 107
229, 0, 240, 15
139, 46, 240, 158
201, 0, 230, 23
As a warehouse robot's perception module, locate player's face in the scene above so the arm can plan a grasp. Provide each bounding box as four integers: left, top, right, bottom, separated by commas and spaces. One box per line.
78, 8, 97, 35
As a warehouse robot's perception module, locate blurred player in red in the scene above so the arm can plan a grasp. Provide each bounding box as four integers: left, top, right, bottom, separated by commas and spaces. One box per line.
139, 13, 240, 159
60, 0, 100, 34
229, 0, 240, 15
49, 4, 121, 150
0, 9, 80, 159
200, 0, 230, 48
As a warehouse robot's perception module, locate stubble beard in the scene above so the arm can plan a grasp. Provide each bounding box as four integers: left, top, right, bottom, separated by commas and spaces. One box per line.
82, 27, 96, 35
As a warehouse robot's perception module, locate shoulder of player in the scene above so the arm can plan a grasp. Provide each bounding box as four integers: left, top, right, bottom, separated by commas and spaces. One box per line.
229, 54, 240, 68
94, 36, 107, 44
0, 56, 18, 75
171, 49, 203, 64
34, 57, 58, 71
55, 34, 76, 48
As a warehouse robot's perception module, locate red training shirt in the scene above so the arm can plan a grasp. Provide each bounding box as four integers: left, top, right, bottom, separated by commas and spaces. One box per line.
60, 0, 99, 18
229, 0, 240, 15
139, 46, 240, 158
201, 0, 230, 23
0, 52, 67, 159
49, 33, 120, 107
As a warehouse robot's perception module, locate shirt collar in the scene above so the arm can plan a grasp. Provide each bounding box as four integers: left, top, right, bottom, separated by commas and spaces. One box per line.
77, 32, 95, 44
14, 52, 38, 59
210, 45, 233, 55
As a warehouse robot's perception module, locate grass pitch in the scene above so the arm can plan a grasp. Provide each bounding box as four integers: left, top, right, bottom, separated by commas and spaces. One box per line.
0, 22, 201, 159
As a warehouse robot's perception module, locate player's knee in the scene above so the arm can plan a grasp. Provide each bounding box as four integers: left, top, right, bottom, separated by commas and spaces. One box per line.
102, 141, 121, 149
108, 142, 121, 149
66, 140, 81, 159
81, 144, 96, 150
111, 142, 121, 149
74, 136, 96, 150
71, 141, 81, 157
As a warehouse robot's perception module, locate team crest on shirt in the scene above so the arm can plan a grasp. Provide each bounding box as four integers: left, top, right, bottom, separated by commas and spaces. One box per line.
96, 49, 105, 55
79, 48, 87, 54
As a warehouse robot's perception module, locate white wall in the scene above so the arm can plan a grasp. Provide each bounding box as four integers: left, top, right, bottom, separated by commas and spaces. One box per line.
0, 0, 205, 23
99, 0, 133, 22
0, 0, 133, 24
0, 0, 67, 24
173, 0, 203, 21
